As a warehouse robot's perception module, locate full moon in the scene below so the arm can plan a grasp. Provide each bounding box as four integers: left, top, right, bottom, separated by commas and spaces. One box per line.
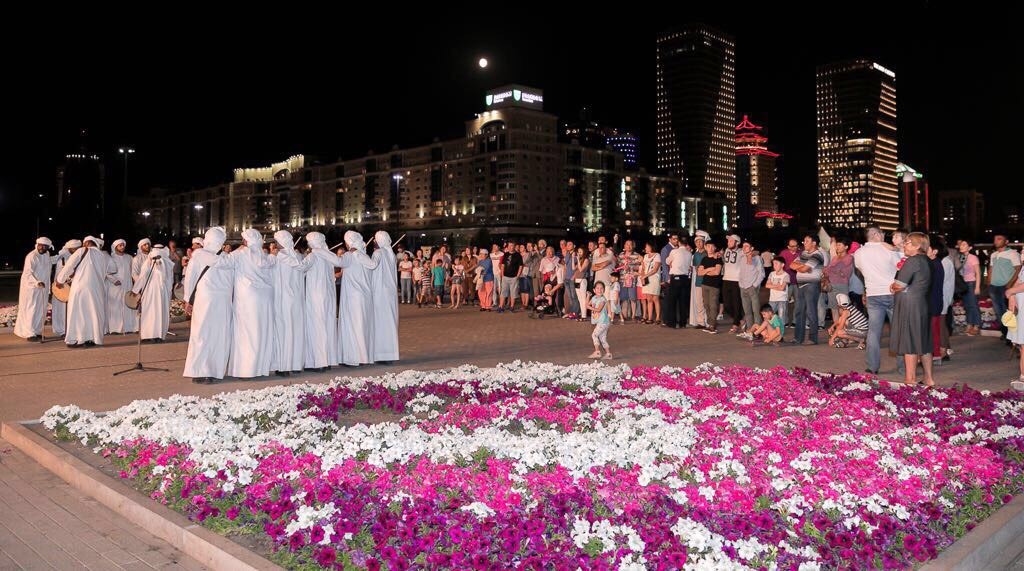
478, 58, 488, 69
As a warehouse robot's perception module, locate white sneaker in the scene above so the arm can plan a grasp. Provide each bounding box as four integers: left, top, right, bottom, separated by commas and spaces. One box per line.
1011, 379, 1024, 392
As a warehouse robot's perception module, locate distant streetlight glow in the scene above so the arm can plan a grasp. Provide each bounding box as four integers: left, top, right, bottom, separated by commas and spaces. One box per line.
478, 57, 488, 69
194, 204, 204, 210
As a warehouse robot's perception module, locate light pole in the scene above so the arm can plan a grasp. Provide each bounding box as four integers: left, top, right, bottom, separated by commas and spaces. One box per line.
194, 203, 204, 235
118, 147, 135, 199
392, 173, 403, 231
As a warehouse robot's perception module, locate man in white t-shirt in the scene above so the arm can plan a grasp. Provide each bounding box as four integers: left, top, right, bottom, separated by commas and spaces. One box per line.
721, 234, 744, 332
664, 238, 693, 328
766, 256, 790, 323
854, 226, 901, 374
989, 234, 1022, 341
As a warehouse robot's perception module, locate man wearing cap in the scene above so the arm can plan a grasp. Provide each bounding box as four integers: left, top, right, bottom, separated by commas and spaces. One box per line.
57, 236, 118, 347
107, 239, 137, 334
14, 237, 56, 341
721, 234, 745, 333
52, 239, 82, 337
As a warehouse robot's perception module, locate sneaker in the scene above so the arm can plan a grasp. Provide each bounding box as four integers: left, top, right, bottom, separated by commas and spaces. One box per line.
1011, 379, 1024, 392
497, 308, 504, 314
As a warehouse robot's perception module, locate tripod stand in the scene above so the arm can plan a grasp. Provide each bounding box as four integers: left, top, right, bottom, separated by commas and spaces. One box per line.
114, 271, 169, 376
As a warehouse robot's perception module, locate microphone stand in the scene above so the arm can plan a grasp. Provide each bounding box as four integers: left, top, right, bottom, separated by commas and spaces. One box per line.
114, 260, 169, 376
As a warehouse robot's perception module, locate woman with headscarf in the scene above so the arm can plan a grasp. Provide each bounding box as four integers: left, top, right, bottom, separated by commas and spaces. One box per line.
133, 244, 173, 342
107, 239, 137, 334
370, 231, 399, 363
337, 230, 379, 366
51, 239, 81, 337
303, 232, 343, 371
182, 227, 236, 384
270, 230, 310, 376
227, 229, 275, 379
57, 236, 117, 347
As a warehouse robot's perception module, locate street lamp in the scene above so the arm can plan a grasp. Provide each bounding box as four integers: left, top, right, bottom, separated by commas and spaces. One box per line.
118, 147, 135, 199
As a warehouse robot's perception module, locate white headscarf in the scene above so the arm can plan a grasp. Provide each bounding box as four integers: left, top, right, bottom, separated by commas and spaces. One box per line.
64, 239, 82, 249
305, 231, 339, 264
239, 228, 267, 264
149, 244, 170, 260
137, 238, 152, 249
36, 237, 53, 247
202, 227, 226, 253
344, 230, 366, 252
111, 239, 126, 253
374, 231, 392, 250
274, 230, 301, 264
84, 235, 101, 247
192, 237, 205, 247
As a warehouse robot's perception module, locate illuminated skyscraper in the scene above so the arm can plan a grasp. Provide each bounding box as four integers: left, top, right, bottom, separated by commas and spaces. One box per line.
656, 25, 737, 215
816, 60, 899, 230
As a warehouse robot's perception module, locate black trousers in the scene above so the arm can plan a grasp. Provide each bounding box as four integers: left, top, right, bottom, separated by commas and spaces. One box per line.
721, 280, 743, 326
664, 275, 691, 327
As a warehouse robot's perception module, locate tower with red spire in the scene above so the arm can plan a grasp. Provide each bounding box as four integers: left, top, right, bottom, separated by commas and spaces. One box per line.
735, 115, 783, 228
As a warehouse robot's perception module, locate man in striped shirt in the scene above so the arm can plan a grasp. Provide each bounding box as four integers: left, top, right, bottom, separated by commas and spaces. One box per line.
828, 293, 869, 349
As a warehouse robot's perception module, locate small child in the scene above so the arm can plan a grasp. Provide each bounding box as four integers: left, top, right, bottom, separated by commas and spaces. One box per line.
587, 281, 612, 359
529, 283, 557, 319
419, 261, 433, 307
412, 260, 425, 307
828, 293, 868, 349
450, 259, 465, 309
431, 259, 445, 308
749, 304, 784, 345
766, 256, 790, 324
608, 272, 623, 324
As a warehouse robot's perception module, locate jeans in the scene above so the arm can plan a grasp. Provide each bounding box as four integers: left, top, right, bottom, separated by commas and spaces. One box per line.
740, 286, 762, 328
722, 280, 743, 326
770, 301, 786, 324
702, 285, 720, 330
866, 295, 895, 372
664, 275, 691, 327
400, 278, 413, 303
990, 284, 1008, 336
794, 282, 821, 343
565, 279, 580, 315
962, 282, 981, 327
786, 284, 797, 324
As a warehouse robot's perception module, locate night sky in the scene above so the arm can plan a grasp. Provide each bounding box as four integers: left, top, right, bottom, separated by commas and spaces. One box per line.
0, 3, 1017, 262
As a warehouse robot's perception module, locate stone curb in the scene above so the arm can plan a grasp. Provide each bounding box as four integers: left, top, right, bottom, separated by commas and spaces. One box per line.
1, 421, 280, 571
919, 493, 1024, 570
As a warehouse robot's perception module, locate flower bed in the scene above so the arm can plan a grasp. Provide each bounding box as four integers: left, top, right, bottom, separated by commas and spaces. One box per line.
42, 363, 1024, 570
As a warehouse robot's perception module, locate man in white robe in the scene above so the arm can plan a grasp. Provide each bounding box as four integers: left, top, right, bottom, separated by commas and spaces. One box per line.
51, 239, 81, 337
133, 245, 174, 342
227, 229, 275, 379
369, 231, 399, 363
57, 236, 117, 347
132, 238, 152, 285
183, 228, 235, 384
303, 232, 343, 371
107, 239, 138, 334
270, 230, 309, 376
14, 237, 55, 340
337, 230, 378, 367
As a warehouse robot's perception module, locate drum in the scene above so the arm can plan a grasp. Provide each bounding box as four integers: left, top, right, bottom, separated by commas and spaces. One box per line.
51, 281, 70, 303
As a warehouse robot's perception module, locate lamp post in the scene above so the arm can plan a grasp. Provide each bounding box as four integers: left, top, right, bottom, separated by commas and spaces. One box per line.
194, 203, 204, 235
392, 173, 403, 231
118, 147, 135, 198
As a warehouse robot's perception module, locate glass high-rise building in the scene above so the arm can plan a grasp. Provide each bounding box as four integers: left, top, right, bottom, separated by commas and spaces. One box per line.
816, 60, 899, 231
656, 25, 737, 216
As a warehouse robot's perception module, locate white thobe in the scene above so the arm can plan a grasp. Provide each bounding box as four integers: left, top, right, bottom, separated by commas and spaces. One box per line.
57, 247, 116, 345
226, 248, 274, 378
133, 256, 173, 340
304, 249, 343, 369
337, 250, 378, 366
107, 253, 138, 333
182, 250, 235, 379
370, 244, 399, 362
270, 252, 309, 373
13, 250, 53, 338
51, 254, 71, 336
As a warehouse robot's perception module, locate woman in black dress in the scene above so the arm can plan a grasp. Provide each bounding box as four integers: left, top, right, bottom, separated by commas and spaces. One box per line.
890, 232, 934, 386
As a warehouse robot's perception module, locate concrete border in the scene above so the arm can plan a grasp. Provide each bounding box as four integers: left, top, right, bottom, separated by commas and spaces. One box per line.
1, 421, 280, 571
921, 493, 1024, 570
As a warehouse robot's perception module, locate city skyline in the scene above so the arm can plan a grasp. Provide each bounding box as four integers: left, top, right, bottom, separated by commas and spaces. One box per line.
0, 3, 1017, 261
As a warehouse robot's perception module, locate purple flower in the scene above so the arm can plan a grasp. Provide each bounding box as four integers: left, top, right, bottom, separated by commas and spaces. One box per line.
314, 546, 337, 567
288, 531, 305, 551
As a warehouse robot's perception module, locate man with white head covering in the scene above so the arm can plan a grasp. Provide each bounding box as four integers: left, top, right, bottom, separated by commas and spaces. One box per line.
181, 237, 204, 281
183, 227, 236, 383
107, 239, 137, 334
689, 230, 711, 328
270, 230, 310, 376
14, 237, 55, 340
51, 239, 82, 337
303, 232, 343, 371
57, 235, 117, 347
133, 244, 174, 342
132, 238, 152, 283
369, 231, 399, 363
227, 229, 275, 379
337, 230, 378, 367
